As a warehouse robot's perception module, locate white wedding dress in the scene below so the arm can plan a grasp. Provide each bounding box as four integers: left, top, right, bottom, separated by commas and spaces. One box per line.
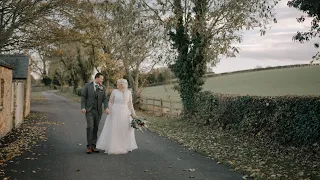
96, 89, 138, 154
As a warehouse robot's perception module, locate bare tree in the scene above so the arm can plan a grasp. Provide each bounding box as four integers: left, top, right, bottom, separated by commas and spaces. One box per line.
94, 0, 174, 107
0, 0, 69, 52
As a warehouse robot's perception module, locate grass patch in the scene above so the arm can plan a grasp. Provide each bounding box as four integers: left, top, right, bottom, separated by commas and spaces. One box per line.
31, 92, 47, 103
143, 114, 320, 180
56, 91, 81, 102
31, 92, 45, 99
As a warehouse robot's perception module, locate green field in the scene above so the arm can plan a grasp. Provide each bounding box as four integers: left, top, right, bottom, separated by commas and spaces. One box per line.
31, 91, 45, 99
141, 65, 320, 102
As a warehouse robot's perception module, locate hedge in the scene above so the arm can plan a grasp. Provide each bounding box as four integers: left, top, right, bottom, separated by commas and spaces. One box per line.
195, 91, 320, 146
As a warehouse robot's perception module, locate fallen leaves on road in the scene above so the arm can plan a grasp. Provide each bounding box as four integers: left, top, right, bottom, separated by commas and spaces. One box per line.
0, 112, 56, 178
145, 115, 320, 180
184, 168, 196, 172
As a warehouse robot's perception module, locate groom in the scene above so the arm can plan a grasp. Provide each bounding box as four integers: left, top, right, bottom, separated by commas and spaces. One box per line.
81, 73, 110, 154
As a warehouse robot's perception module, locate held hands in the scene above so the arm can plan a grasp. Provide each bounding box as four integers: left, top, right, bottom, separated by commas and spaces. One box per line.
106, 108, 110, 115
131, 114, 137, 119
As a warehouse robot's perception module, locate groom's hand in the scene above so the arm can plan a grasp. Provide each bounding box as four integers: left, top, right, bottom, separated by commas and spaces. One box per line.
81, 109, 86, 114
106, 108, 110, 115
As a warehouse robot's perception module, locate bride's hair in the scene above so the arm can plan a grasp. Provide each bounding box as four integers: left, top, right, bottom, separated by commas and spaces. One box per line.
117, 79, 130, 102
117, 79, 128, 91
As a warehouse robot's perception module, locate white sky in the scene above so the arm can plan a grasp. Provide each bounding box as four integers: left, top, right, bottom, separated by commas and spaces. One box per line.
212, 0, 318, 73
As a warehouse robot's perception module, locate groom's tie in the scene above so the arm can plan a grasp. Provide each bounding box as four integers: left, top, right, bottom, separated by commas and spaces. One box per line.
95, 85, 99, 91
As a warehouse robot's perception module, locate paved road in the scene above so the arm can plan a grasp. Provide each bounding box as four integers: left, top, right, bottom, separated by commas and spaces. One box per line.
3, 91, 243, 180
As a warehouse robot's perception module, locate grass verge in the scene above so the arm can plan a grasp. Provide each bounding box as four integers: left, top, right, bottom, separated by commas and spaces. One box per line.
31, 92, 47, 103
143, 113, 320, 180
55, 91, 81, 102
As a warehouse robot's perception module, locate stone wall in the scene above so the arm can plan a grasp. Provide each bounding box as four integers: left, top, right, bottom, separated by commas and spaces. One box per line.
0, 66, 13, 138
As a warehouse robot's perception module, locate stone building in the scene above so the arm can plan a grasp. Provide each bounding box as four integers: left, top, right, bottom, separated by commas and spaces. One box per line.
1, 55, 31, 129
0, 60, 13, 137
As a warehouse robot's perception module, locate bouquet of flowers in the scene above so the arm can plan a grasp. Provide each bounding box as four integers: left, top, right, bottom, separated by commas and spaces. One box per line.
131, 117, 147, 132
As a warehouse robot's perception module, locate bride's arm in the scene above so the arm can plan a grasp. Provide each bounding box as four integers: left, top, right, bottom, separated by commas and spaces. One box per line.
128, 91, 136, 117
108, 90, 115, 109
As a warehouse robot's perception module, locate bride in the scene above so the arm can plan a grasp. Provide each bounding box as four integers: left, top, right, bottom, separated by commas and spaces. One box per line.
96, 79, 138, 154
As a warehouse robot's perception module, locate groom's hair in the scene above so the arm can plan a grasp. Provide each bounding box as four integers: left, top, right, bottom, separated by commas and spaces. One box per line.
95, 72, 103, 79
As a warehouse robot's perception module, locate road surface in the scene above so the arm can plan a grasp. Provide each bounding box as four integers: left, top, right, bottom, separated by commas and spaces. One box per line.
3, 91, 243, 180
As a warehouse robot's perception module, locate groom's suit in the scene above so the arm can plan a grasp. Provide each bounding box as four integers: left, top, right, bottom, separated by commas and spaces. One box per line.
81, 82, 108, 149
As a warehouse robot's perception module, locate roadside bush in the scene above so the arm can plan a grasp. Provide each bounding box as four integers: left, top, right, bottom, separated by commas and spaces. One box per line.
76, 88, 82, 96
195, 91, 320, 146
42, 76, 52, 86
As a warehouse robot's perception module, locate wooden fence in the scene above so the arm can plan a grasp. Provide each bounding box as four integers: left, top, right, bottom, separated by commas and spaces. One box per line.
141, 97, 183, 116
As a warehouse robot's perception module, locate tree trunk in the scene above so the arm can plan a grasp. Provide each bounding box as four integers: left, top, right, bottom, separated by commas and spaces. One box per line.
132, 72, 141, 109
76, 47, 90, 84
170, 0, 208, 116
105, 79, 110, 95
124, 66, 141, 108
70, 71, 79, 94
73, 80, 79, 94
42, 60, 47, 77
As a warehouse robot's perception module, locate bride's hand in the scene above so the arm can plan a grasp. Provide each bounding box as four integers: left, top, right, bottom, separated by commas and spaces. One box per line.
131, 114, 137, 118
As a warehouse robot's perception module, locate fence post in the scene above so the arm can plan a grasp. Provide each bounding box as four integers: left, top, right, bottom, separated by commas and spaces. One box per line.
169, 100, 172, 115
160, 99, 163, 115
153, 97, 155, 114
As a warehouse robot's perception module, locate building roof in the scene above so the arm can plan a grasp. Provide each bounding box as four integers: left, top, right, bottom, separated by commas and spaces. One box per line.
0, 59, 13, 69
0, 54, 29, 79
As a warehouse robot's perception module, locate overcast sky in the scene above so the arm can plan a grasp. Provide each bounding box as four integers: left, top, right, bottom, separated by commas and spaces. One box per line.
212, 0, 318, 73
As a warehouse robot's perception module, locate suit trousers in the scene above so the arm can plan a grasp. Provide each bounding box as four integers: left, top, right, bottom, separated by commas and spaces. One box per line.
85, 108, 101, 148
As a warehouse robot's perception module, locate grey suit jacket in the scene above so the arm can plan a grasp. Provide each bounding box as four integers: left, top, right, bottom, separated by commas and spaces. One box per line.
81, 82, 108, 115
